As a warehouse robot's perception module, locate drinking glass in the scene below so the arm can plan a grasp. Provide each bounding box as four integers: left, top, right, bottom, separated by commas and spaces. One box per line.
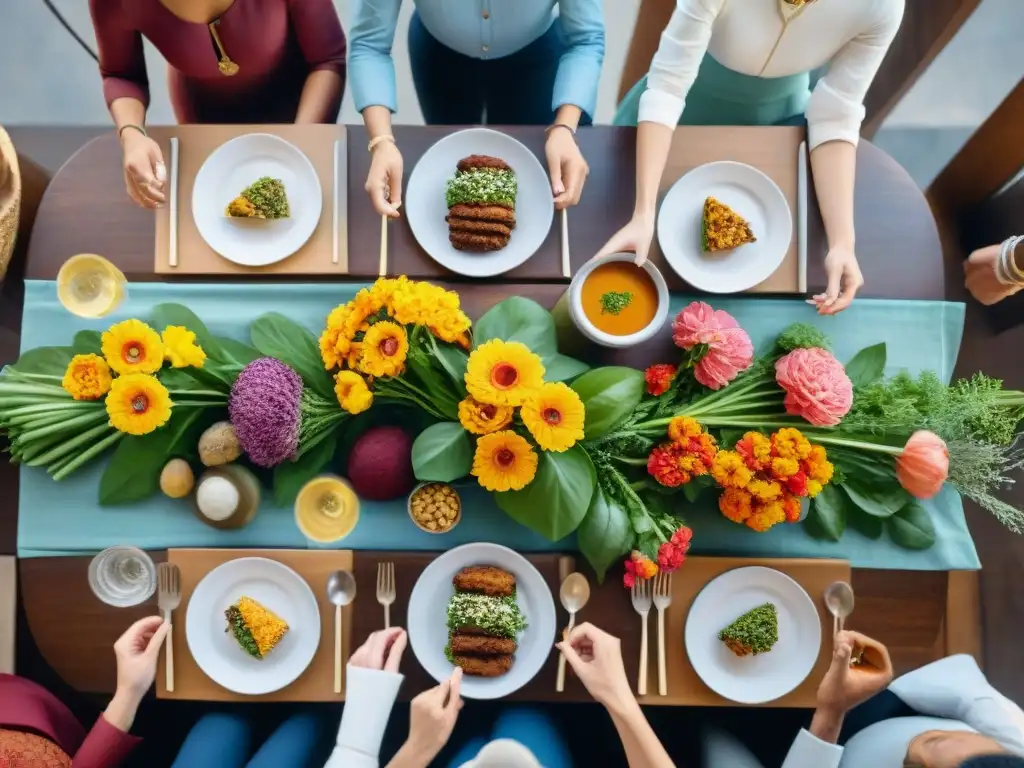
57, 253, 127, 318
88, 546, 156, 607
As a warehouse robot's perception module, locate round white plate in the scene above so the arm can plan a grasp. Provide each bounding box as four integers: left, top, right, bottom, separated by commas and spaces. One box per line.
407, 542, 556, 700
685, 566, 821, 704
186, 557, 321, 695
405, 128, 554, 278
192, 133, 322, 266
656, 161, 792, 293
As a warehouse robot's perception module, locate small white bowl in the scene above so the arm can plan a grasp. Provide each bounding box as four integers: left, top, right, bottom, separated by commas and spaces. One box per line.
568, 253, 670, 348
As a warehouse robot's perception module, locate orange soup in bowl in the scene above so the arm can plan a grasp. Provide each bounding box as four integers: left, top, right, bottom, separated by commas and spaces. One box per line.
580, 261, 659, 336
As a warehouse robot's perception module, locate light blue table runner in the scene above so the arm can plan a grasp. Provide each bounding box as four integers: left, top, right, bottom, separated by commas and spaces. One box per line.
16, 279, 978, 569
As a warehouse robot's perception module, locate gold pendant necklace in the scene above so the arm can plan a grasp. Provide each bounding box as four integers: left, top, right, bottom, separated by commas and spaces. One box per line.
209, 21, 239, 76
759, 0, 812, 75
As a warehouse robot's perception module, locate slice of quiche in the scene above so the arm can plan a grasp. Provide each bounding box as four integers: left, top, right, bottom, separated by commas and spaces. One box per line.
225, 596, 289, 659
718, 602, 778, 657
702, 196, 757, 252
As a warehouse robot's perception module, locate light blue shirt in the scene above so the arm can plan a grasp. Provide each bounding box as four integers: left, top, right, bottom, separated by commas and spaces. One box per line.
349, 0, 604, 117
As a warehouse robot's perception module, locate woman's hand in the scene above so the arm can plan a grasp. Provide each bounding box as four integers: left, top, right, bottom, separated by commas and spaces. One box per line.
546, 127, 589, 210
366, 140, 403, 218
395, 668, 463, 766
557, 623, 634, 713
121, 130, 166, 209
593, 213, 657, 266
114, 616, 170, 701
811, 245, 864, 314
349, 627, 407, 672
965, 242, 1022, 305
810, 630, 893, 742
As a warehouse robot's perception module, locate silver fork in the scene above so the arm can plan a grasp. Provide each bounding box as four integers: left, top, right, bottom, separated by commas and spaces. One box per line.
376, 561, 396, 629
631, 578, 653, 696
157, 563, 181, 693
653, 572, 673, 696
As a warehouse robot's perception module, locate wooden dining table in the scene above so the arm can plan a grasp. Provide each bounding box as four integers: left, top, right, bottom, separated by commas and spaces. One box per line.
3, 124, 980, 706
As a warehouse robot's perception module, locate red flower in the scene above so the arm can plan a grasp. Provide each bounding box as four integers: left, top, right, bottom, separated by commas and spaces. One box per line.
657, 525, 693, 573
785, 471, 809, 497
648, 443, 687, 487
623, 559, 638, 588
645, 364, 677, 396
671, 525, 693, 549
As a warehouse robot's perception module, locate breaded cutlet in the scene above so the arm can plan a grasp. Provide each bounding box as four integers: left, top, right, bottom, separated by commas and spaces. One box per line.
448, 203, 516, 225
456, 155, 512, 173
450, 232, 510, 252
452, 654, 514, 677
445, 216, 514, 238
450, 632, 518, 656
453, 565, 517, 597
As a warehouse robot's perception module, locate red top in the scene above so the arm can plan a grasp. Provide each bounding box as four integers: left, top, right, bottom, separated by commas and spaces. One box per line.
0, 675, 139, 768
88, 0, 347, 123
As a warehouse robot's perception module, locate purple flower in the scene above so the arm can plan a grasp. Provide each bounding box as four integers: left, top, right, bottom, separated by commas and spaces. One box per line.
229, 357, 303, 468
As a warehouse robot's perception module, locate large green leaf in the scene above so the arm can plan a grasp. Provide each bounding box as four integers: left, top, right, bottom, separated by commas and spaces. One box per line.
72, 331, 103, 356
151, 303, 231, 364
495, 445, 596, 541
250, 312, 334, 400
428, 336, 469, 396
845, 343, 886, 388
887, 501, 937, 550
848, 508, 884, 539
571, 367, 645, 439
473, 297, 557, 358
274, 430, 337, 507
216, 337, 261, 366
10, 346, 74, 375
98, 408, 205, 505
412, 422, 472, 482
543, 354, 590, 382
805, 484, 847, 541
840, 480, 911, 518
577, 485, 633, 583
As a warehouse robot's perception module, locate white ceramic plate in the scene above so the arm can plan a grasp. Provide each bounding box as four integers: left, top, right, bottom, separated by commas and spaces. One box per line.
192, 133, 322, 266
407, 542, 556, 700
186, 557, 321, 695
685, 566, 821, 704
657, 161, 792, 293
405, 128, 554, 278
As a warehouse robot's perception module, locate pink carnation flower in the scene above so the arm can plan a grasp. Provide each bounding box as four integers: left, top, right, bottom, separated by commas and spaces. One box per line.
672, 302, 754, 390
774, 347, 853, 427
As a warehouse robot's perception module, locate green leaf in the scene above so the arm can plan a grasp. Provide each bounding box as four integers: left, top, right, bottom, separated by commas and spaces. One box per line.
845, 343, 886, 388
682, 481, 704, 503
806, 485, 847, 541
495, 445, 596, 541
577, 485, 633, 583
98, 408, 205, 505
473, 297, 558, 359
718, 429, 746, 450
250, 312, 334, 400
840, 480, 911, 518
72, 331, 103, 356
848, 508, 884, 539
571, 367, 645, 440
428, 336, 469, 396
216, 337, 261, 366
412, 423, 472, 482
274, 429, 337, 506
887, 501, 937, 550
151, 303, 231, 364
10, 346, 74, 375
543, 354, 590, 383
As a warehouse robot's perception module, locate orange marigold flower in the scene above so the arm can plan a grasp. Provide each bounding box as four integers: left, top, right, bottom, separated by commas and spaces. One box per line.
648, 443, 688, 487
771, 456, 800, 480
785, 471, 810, 497
679, 454, 709, 476
645, 364, 677, 396
782, 493, 803, 522
747, 478, 782, 503
711, 450, 753, 490
719, 488, 754, 524
747, 500, 787, 532
772, 427, 812, 461
668, 416, 702, 443
736, 431, 772, 471
807, 479, 823, 498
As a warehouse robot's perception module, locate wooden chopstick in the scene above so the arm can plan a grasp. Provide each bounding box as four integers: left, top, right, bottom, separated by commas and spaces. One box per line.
560, 209, 571, 278
378, 215, 388, 277
168, 137, 179, 268
797, 140, 808, 294
332, 139, 340, 266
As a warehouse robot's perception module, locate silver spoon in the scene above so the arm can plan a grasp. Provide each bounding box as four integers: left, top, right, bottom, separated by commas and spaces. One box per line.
823, 580, 855, 637
556, 572, 591, 692
327, 570, 357, 694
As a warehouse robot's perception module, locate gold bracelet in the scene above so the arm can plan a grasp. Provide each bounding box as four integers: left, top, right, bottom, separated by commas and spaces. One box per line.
118, 124, 147, 140
368, 134, 395, 153
544, 123, 578, 144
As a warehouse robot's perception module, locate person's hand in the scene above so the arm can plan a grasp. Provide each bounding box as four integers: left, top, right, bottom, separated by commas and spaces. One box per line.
811, 245, 864, 314
366, 139, 403, 218
965, 243, 1022, 305
400, 668, 463, 762
545, 126, 589, 210
557, 622, 634, 712
348, 627, 407, 672
114, 616, 170, 702
593, 213, 656, 267
816, 630, 893, 715
121, 130, 166, 209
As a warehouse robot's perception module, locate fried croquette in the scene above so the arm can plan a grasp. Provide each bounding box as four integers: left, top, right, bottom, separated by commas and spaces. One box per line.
453, 566, 517, 597
452, 654, 514, 677
450, 632, 518, 656
447, 203, 516, 224
450, 232, 510, 252
457, 155, 512, 173
445, 216, 514, 238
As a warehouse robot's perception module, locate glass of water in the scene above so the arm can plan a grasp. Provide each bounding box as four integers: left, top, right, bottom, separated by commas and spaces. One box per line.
88, 546, 157, 607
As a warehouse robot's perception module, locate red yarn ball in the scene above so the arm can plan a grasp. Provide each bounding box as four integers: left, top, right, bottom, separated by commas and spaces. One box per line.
346, 426, 415, 501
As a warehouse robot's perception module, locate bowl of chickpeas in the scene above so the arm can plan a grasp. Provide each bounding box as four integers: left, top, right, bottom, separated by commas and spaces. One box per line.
408, 482, 462, 534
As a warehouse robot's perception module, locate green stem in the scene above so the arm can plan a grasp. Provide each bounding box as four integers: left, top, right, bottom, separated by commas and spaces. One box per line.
803, 435, 903, 456
28, 422, 114, 467
53, 431, 124, 480
1, 401, 96, 419
18, 411, 108, 442
170, 400, 227, 407
613, 456, 648, 467
0, 383, 71, 397
8, 373, 64, 382
8, 412, 85, 430
168, 390, 227, 398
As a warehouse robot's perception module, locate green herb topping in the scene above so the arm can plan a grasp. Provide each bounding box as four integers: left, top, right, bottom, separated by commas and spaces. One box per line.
446, 593, 527, 639
600, 291, 634, 315
241, 177, 290, 219
718, 602, 778, 655
225, 605, 262, 659
445, 169, 517, 209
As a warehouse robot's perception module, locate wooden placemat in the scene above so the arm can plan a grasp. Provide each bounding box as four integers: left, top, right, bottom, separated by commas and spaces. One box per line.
158, 548, 354, 702
648, 126, 804, 294
151, 125, 347, 276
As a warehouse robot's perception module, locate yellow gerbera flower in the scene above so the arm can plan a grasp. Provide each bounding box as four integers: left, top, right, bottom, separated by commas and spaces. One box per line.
62, 354, 112, 401
101, 319, 164, 375
320, 325, 344, 369
161, 326, 206, 368
472, 430, 538, 492
335, 371, 373, 415
358, 321, 409, 378
465, 340, 545, 407
105, 373, 172, 435
458, 396, 513, 435
520, 382, 585, 452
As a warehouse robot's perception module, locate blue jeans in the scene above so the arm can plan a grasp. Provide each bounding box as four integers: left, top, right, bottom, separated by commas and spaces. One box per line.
171, 711, 334, 768
407, 12, 593, 126
447, 708, 572, 767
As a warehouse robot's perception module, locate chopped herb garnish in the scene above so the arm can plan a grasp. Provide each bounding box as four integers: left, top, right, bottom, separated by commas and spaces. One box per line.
225, 605, 262, 659
718, 602, 778, 655
240, 177, 290, 219
600, 291, 633, 315
445, 169, 517, 208
446, 593, 527, 639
